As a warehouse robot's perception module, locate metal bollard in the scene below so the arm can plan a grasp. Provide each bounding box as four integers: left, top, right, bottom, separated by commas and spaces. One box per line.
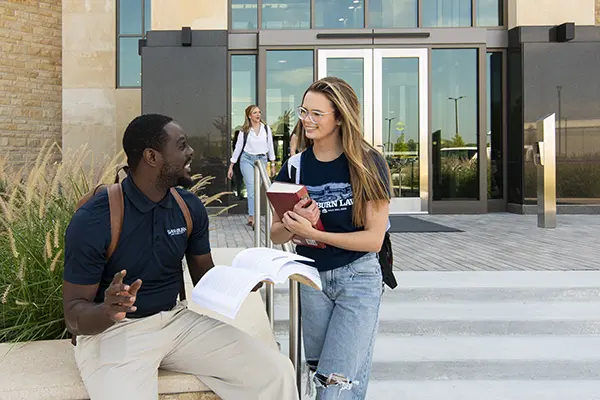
533, 113, 557, 228
254, 160, 302, 396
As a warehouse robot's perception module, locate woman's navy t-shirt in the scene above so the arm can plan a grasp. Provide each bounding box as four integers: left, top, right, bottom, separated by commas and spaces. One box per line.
275, 146, 389, 272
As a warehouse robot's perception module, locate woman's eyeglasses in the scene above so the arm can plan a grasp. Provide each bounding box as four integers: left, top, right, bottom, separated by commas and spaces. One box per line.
296, 106, 334, 124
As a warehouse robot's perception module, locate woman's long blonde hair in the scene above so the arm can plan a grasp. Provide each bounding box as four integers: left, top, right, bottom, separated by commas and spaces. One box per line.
240, 104, 267, 134
297, 76, 392, 227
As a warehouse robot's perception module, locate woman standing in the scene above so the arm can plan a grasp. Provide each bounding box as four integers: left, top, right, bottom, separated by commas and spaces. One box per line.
228, 105, 276, 228
270, 77, 391, 399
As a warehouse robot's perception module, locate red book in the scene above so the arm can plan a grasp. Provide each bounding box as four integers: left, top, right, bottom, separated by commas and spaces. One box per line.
266, 181, 326, 249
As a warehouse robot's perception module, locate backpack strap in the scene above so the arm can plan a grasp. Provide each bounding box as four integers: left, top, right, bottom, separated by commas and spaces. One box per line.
287, 152, 302, 184
242, 130, 249, 153
106, 184, 124, 260
170, 188, 193, 238
169, 188, 193, 301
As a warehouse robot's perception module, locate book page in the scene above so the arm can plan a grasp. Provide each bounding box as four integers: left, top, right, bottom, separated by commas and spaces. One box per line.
231, 247, 314, 276
191, 266, 268, 319
276, 262, 322, 290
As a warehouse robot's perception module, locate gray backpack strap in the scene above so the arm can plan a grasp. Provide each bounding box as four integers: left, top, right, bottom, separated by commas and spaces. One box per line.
287, 153, 302, 184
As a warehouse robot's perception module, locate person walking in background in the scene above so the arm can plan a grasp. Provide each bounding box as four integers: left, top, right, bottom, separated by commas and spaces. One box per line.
227, 105, 276, 228
230, 129, 245, 200
270, 77, 391, 400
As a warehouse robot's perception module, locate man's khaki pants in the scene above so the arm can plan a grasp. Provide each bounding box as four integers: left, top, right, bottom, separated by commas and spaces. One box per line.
74, 302, 298, 400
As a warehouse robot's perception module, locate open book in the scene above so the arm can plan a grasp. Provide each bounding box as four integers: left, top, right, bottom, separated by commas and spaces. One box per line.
191, 247, 322, 319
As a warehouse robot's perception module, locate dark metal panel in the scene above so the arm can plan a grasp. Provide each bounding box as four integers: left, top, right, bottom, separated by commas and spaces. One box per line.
141, 31, 229, 198
513, 26, 600, 44
146, 29, 227, 47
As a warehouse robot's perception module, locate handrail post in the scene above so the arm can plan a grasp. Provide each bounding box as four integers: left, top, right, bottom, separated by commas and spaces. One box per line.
254, 160, 302, 396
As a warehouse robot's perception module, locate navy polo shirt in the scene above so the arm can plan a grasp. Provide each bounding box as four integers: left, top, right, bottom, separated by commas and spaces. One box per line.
63, 176, 211, 318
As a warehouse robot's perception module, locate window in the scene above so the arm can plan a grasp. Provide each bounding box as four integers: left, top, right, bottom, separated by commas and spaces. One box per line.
230, 0, 503, 30
315, 0, 364, 29
422, 0, 472, 27
262, 0, 310, 29
369, 0, 417, 28
231, 55, 258, 131
117, 0, 151, 87
431, 49, 479, 200
230, 55, 257, 199
231, 0, 258, 30
266, 50, 314, 161
487, 52, 503, 199
476, 0, 503, 26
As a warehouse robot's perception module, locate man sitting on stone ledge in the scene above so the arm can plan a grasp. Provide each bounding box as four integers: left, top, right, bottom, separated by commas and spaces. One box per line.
62, 114, 298, 400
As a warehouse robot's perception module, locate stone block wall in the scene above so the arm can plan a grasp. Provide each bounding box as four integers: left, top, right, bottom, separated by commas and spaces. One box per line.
0, 0, 62, 168
596, 0, 600, 23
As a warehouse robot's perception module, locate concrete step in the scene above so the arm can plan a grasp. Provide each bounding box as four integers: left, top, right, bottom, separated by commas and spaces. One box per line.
266, 271, 600, 399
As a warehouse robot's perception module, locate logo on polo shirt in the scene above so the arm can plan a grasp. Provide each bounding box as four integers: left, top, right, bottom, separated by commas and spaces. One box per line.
167, 227, 187, 236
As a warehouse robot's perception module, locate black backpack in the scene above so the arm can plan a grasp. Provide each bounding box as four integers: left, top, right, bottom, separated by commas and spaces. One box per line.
287, 153, 397, 289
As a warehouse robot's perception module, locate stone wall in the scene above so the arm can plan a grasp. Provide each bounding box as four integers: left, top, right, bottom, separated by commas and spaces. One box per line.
596, 0, 600, 23
0, 0, 62, 168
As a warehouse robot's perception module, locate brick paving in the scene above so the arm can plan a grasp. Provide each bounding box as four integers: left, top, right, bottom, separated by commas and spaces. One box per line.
208, 213, 600, 271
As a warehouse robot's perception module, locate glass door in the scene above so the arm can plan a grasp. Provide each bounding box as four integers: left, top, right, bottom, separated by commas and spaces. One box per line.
374, 49, 428, 214
318, 48, 429, 214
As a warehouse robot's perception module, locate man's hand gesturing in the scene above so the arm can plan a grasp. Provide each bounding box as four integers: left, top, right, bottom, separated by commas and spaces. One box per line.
103, 270, 142, 322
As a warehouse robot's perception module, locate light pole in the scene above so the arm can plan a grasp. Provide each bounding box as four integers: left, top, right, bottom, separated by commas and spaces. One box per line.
385, 117, 396, 153
448, 96, 466, 137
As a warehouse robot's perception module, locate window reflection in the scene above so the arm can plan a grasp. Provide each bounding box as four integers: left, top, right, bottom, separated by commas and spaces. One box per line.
119, 38, 142, 87
266, 51, 314, 163
117, 0, 151, 87
262, 0, 310, 29
230, 55, 257, 201
231, 0, 258, 30
315, 0, 364, 29
382, 58, 420, 199
326, 58, 365, 129
476, 0, 503, 26
431, 49, 479, 200
422, 0, 471, 27
119, 0, 143, 35
522, 43, 600, 204
487, 52, 503, 199
369, 0, 417, 28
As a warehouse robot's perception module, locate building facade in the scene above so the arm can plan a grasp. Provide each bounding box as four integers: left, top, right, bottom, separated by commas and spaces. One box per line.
1, 0, 599, 215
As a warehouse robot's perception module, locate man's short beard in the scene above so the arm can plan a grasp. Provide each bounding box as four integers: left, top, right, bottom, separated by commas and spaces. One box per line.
158, 166, 193, 189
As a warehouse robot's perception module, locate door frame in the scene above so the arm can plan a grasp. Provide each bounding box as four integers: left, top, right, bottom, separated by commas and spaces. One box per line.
317, 47, 429, 214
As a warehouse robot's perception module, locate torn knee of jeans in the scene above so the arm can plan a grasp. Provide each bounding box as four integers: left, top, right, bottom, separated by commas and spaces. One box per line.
306, 360, 318, 373
314, 372, 359, 392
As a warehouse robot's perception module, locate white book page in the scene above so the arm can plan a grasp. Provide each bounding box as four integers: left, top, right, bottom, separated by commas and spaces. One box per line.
276, 262, 322, 290
231, 247, 314, 275
191, 266, 268, 319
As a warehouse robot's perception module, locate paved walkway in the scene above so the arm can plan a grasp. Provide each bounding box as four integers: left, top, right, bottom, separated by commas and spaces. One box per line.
209, 213, 600, 271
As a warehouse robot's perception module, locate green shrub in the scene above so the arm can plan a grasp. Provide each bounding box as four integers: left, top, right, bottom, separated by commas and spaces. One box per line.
0, 143, 227, 343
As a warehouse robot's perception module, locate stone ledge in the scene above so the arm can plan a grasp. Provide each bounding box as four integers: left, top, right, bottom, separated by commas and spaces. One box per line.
0, 339, 221, 400
0, 248, 278, 400
0, 340, 219, 400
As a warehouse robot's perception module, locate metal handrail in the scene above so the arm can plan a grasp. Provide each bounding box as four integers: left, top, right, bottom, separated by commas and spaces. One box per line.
253, 160, 302, 395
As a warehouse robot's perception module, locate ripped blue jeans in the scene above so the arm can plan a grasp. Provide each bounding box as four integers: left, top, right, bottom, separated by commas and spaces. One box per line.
301, 252, 383, 400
